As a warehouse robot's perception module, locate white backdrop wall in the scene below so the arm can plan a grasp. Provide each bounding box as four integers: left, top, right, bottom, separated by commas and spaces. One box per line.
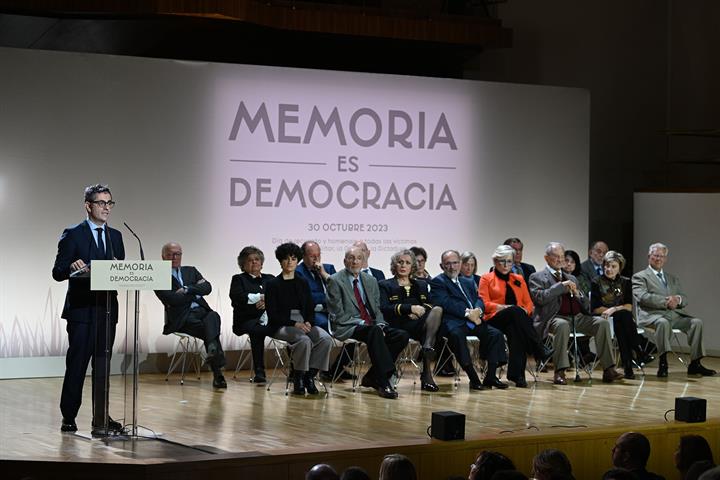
633, 192, 720, 353
0, 47, 589, 370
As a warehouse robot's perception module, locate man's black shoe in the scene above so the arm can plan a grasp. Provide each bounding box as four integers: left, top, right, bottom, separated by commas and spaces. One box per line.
657, 363, 669, 378
91, 417, 123, 435
468, 381, 487, 391
61, 418, 77, 432
420, 379, 439, 392
377, 384, 398, 399
482, 377, 509, 389
508, 376, 528, 388
291, 373, 305, 395
213, 374, 227, 388
252, 369, 267, 384
688, 362, 717, 376
304, 372, 320, 394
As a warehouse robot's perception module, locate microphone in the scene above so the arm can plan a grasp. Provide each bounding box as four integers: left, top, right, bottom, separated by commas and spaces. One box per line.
70, 264, 90, 278
124, 222, 145, 260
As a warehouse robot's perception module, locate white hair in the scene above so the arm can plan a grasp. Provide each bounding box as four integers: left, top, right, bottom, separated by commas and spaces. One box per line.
492, 245, 515, 260
544, 242, 565, 255
648, 242, 668, 255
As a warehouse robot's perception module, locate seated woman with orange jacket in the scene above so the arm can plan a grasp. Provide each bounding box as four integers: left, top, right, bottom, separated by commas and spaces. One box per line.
479, 245, 552, 388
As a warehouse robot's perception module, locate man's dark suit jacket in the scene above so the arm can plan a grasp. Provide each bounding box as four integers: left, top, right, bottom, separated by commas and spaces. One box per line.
296, 261, 336, 308
518, 262, 536, 284
52, 220, 125, 323
155, 266, 213, 334
429, 273, 485, 332
367, 267, 386, 281
229, 272, 274, 335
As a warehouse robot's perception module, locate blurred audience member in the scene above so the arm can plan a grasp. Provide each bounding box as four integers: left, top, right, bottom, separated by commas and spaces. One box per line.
469, 450, 515, 480
676, 435, 714, 480
503, 237, 536, 284
531, 449, 574, 480
379, 454, 417, 480
611, 432, 664, 480
460, 251, 480, 289
306, 463, 340, 480
340, 466, 371, 480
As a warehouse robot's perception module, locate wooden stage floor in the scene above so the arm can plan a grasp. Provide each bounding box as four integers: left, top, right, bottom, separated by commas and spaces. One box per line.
2, 355, 720, 477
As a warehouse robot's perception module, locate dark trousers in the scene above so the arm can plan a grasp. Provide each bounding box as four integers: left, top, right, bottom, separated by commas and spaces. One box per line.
60, 314, 116, 423
243, 323, 274, 371
488, 306, 544, 379
612, 309, 640, 367
350, 325, 409, 384
444, 322, 506, 369
177, 306, 224, 370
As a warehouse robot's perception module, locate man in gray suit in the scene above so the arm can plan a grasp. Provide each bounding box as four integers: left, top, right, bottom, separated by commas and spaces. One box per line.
327, 245, 409, 398
529, 242, 622, 384
632, 242, 715, 377
580, 240, 609, 284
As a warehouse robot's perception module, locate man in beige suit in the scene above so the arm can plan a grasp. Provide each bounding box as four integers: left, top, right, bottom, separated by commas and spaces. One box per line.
327, 246, 409, 398
632, 242, 715, 377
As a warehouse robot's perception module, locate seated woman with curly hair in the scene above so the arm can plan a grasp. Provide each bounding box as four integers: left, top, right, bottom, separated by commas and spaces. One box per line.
265, 242, 333, 395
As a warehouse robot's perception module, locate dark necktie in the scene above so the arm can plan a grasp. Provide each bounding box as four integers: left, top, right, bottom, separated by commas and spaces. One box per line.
595, 265, 602, 276
554, 270, 562, 282
353, 279, 372, 325
657, 272, 667, 287
96, 227, 106, 259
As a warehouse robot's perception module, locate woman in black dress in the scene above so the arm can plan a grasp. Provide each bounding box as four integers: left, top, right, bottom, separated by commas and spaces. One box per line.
229, 245, 274, 383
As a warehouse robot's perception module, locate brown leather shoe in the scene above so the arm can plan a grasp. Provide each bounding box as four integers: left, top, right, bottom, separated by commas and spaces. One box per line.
553, 369, 567, 385
602, 367, 624, 383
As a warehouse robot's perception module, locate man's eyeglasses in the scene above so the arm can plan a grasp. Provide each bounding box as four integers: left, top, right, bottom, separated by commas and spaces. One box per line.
88, 200, 116, 209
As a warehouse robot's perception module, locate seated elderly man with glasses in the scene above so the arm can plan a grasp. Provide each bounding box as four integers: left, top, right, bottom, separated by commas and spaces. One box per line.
528, 242, 623, 385
632, 242, 715, 377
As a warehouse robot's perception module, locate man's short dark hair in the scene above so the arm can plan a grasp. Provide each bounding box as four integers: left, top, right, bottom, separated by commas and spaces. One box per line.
409, 246, 428, 259
84, 184, 111, 202
503, 237, 522, 247
275, 242, 302, 262
617, 432, 651, 467
340, 466, 370, 480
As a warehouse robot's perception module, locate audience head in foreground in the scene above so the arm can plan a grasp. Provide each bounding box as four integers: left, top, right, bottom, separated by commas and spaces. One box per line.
531, 449, 574, 480
469, 450, 516, 480
379, 454, 417, 480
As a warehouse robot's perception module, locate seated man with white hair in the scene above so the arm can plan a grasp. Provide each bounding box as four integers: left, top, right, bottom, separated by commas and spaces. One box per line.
528, 242, 623, 385
632, 242, 715, 377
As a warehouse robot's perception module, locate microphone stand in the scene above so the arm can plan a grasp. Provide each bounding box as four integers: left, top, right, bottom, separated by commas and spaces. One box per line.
124, 222, 144, 437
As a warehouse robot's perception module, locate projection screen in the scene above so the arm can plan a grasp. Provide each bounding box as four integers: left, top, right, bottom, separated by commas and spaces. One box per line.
0, 46, 589, 376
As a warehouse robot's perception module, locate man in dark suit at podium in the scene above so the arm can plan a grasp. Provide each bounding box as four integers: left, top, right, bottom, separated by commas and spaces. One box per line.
155, 242, 227, 389
52, 184, 125, 434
